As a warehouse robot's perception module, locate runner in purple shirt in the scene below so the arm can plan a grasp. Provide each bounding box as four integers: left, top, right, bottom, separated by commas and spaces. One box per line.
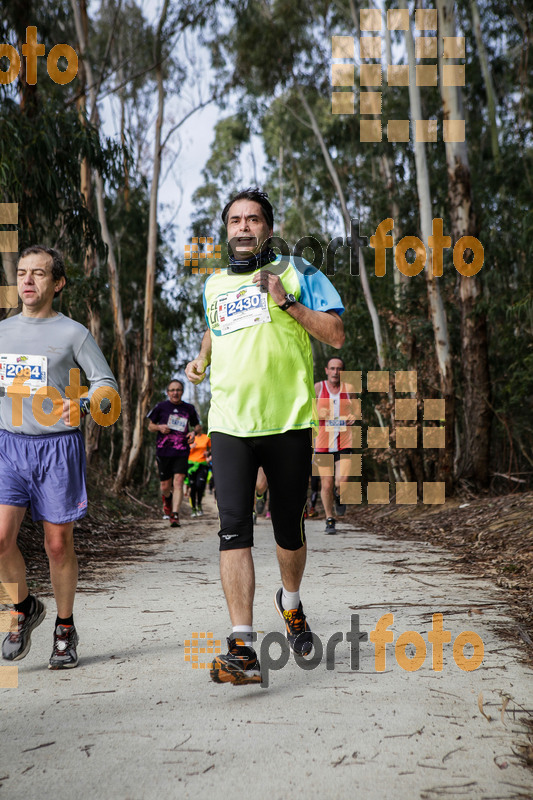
147, 379, 200, 527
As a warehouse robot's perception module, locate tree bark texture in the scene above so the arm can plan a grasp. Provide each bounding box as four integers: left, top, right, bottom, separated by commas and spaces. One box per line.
402, 0, 455, 491
438, 0, 492, 488
126, 0, 169, 484
71, 0, 132, 491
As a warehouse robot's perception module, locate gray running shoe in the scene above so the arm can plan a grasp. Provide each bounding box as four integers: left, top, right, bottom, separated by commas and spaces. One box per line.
48, 624, 79, 670
2, 598, 46, 661
325, 517, 336, 534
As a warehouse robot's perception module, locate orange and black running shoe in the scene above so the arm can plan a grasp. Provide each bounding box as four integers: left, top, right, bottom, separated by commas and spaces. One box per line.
210, 636, 262, 685
274, 588, 314, 657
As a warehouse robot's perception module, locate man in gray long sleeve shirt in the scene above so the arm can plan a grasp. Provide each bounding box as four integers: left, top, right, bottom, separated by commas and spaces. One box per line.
0, 245, 119, 670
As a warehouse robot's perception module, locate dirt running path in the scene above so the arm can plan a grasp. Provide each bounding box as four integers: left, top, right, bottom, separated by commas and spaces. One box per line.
1, 494, 532, 799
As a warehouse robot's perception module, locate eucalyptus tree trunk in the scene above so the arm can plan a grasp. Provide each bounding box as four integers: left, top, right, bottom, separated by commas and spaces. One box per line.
437, 0, 491, 488
71, 0, 133, 491
296, 84, 402, 480
470, 0, 500, 169
118, 38, 131, 211
296, 87, 386, 369
382, 13, 408, 309
402, 0, 455, 490
126, 0, 169, 484
1, 253, 17, 287
76, 0, 102, 465
0, 253, 18, 319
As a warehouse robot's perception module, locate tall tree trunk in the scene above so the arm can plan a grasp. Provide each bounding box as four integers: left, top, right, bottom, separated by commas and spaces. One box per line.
382, 10, 408, 309
438, 0, 491, 488
297, 84, 402, 481
94, 169, 133, 491
402, 0, 455, 491
76, 0, 102, 465
118, 38, 131, 210
470, 0, 501, 170
296, 86, 386, 369
125, 0, 169, 484
71, 0, 133, 490
1, 253, 18, 319
0, 252, 16, 286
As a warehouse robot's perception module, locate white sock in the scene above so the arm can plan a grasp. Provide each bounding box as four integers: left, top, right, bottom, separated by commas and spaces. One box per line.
282, 588, 300, 611
232, 625, 254, 648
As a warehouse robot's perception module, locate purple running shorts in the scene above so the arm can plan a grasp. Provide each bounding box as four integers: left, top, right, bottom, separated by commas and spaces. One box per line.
0, 429, 88, 523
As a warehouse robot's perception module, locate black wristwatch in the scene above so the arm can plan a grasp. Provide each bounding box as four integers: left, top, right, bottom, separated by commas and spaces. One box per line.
279, 293, 297, 311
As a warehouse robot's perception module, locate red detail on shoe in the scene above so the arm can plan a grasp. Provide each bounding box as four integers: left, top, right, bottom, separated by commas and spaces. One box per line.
162, 494, 173, 516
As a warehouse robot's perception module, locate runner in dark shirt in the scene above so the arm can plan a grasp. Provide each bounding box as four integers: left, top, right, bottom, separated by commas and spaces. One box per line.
147, 379, 200, 527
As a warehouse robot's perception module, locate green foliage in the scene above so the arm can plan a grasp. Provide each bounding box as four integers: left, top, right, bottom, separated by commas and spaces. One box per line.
0, 98, 122, 260
186, 0, 533, 490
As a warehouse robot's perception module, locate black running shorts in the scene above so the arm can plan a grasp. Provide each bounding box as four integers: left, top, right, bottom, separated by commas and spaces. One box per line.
156, 453, 189, 481
210, 429, 312, 551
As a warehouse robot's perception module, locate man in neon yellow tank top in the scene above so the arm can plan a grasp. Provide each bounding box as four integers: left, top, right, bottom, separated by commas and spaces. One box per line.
186, 188, 345, 686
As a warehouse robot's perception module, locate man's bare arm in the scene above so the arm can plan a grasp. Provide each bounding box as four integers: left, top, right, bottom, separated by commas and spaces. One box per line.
148, 419, 170, 434
252, 270, 344, 348
185, 330, 212, 384
290, 307, 344, 348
